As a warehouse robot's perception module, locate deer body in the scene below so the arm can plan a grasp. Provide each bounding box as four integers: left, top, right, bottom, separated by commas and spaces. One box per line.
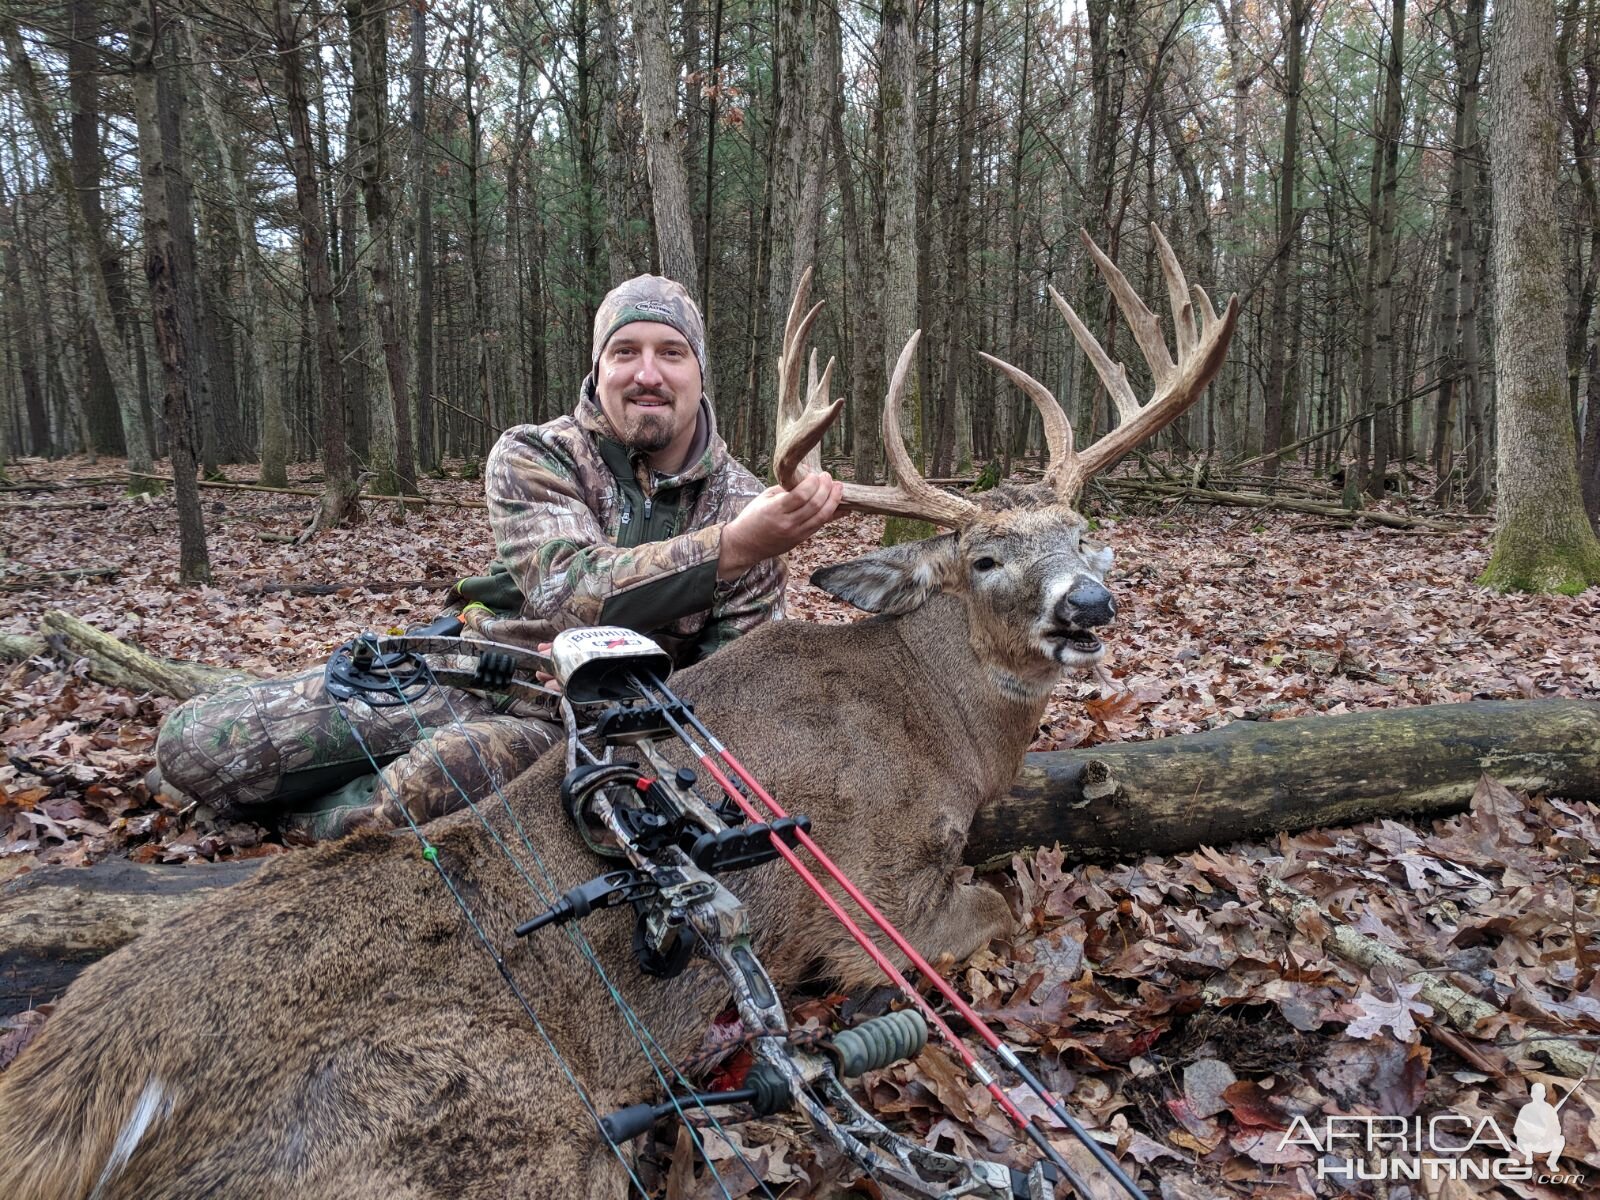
0, 602, 1037, 1200
0, 226, 1234, 1199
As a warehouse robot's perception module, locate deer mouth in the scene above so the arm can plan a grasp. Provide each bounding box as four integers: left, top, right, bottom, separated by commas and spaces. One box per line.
1044, 625, 1105, 664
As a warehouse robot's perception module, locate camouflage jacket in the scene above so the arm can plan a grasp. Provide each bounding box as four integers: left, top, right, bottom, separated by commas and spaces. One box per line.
458, 385, 785, 665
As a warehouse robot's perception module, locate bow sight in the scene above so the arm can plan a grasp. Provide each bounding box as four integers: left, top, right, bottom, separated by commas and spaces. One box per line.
324, 622, 1148, 1200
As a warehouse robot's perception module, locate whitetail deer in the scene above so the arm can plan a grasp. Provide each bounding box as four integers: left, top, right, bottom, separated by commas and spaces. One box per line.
0, 227, 1234, 1199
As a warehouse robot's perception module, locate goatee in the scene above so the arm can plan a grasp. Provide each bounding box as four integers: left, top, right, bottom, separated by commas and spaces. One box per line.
622, 412, 674, 453
620, 387, 677, 452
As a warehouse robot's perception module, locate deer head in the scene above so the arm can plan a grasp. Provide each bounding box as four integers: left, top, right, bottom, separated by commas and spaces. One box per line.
776, 226, 1238, 699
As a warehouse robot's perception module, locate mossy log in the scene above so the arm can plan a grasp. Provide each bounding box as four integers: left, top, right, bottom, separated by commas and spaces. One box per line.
0, 609, 258, 699
0, 858, 264, 1016
969, 699, 1600, 863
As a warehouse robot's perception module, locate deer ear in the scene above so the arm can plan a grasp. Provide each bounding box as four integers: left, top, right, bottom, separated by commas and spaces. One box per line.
809, 534, 958, 614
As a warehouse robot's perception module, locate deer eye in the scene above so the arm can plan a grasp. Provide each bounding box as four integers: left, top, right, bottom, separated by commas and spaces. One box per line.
972, 556, 1000, 572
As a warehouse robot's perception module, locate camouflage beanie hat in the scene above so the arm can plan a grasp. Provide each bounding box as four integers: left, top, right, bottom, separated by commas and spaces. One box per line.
591, 275, 708, 381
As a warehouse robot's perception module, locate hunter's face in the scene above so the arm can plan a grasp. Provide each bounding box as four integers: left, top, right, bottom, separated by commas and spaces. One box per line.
596, 321, 703, 467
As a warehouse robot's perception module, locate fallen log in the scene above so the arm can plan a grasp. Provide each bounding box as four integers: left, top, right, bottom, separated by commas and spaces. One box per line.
0, 565, 121, 590
3, 700, 1595, 1016
1103, 478, 1448, 531
0, 500, 112, 512
1, 858, 263, 1016
247, 575, 458, 597
122, 472, 486, 508
969, 699, 1600, 863
1258, 876, 1596, 1079
0, 609, 258, 699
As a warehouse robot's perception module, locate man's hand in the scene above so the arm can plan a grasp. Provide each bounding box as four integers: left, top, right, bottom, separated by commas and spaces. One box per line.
718, 470, 844, 579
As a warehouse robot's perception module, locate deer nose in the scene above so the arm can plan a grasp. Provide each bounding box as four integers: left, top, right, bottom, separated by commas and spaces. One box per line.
1059, 579, 1115, 627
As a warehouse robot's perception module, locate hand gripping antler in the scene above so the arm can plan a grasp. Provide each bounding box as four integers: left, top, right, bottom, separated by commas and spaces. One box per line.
981, 225, 1239, 503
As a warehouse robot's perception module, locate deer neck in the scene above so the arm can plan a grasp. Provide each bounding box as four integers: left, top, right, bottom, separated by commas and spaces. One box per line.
889, 594, 1055, 771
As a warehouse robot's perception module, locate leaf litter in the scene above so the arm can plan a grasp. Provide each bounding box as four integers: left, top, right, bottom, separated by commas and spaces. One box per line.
2, 458, 1600, 1197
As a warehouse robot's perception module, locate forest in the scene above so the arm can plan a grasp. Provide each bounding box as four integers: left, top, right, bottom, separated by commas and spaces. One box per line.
2, 0, 1600, 1197
0, 0, 1595, 578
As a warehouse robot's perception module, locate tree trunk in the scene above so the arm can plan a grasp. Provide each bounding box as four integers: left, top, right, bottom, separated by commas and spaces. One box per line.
760, 0, 812, 451
931, 0, 985, 479
1560, 0, 1600, 531
788, 1, 830, 313
1430, 7, 1475, 499
0, 188, 46, 456
1480, 0, 1600, 592
461, 8, 496, 457
1363, 0, 1405, 498
409, 0, 436, 472
128, 1, 210, 584
829, 0, 880, 488
8, 700, 1599, 1017
67, 0, 128, 458
878, 0, 918, 459
155, 49, 216, 477
184, 25, 287, 486
1260, 0, 1306, 477
594, 0, 636, 283
1458, 0, 1490, 515
273, 0, 358, 535
635, 0, 699, 294
347, 0, 417, 495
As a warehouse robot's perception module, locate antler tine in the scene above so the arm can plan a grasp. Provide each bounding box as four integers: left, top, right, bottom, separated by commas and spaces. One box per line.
1048, 285, 1141, 426
773, 354, 842, 488
1027, 226, 1239, 492
777, 268, 826, 429
1149, 224, 1196, 361
1077, 227, 1176, 389
976, 350, 1085, 498
774, 267, 847, 488
1075, 291, 1241, 481
837, 332, 980, 527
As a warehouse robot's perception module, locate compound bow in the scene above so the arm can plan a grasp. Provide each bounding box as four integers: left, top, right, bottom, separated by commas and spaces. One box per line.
324, 621, 1149, 1200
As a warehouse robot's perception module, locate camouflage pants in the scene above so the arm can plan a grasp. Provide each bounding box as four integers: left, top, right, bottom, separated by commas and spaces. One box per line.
155, 666, 561, 839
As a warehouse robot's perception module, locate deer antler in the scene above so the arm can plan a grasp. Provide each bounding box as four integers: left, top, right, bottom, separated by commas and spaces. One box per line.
980, 225, 1240, 503
773, 269, 979, 527
773, 267, 842, 487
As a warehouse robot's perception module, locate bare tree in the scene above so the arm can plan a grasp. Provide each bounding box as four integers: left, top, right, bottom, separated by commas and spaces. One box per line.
273, 0, 357, 534
1260, 0, 1307, 477
127, 0, 209, 581
1480, 0, 1600, 591
1, 12, 153, 485
635, 0, 698, 293
347, 0, 417, 495
878, 0, 918, 459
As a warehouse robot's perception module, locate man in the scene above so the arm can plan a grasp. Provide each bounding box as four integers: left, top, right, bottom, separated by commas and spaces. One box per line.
154, 276, 841, 838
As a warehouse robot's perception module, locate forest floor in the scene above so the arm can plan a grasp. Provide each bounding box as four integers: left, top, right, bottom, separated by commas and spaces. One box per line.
1, 455, 1598, 1199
